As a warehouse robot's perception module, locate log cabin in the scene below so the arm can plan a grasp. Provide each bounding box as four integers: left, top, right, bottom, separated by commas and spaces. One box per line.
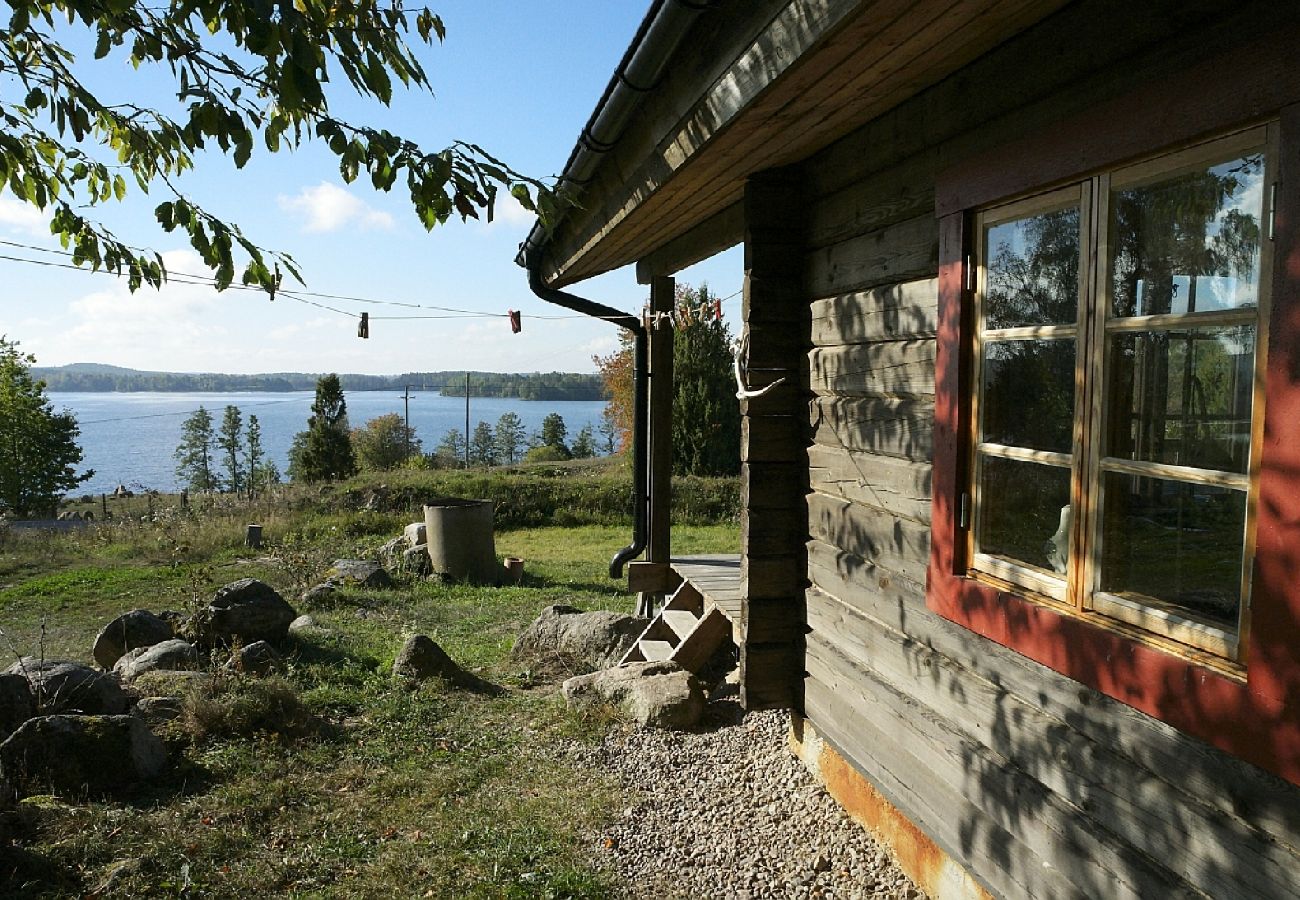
517, 2, 1300, 896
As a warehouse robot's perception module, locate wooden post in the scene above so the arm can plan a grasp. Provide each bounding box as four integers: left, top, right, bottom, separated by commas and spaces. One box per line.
245, 524, 263, 549
640, 275, 676, 617
739, 166, 810, 711
100, 493, 107, 519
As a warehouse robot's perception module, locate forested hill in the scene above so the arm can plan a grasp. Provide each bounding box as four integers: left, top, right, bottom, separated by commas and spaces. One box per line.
34, 364, 608, 400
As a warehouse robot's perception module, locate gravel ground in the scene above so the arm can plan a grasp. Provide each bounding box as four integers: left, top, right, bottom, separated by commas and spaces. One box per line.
566, 701, 927, 899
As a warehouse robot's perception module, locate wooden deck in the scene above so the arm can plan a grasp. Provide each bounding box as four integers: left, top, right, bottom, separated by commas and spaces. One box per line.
671, 554, 742, 621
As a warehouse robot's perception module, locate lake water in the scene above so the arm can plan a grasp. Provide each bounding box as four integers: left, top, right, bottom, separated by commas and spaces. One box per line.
50, 391, 609, 495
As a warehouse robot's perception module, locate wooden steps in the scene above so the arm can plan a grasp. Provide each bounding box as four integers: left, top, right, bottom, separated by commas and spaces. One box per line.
621, 581, 732, 672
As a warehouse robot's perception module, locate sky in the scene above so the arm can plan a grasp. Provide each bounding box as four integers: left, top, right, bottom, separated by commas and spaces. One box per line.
0, 2, 744, 376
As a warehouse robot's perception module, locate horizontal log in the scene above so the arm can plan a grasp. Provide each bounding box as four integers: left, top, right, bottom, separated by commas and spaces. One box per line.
743, 275, 807, 324
743, 594, 807, 645
741, 507, 808, 558
807, 491, 931, 585
741, 640, 803, 710
810, 278, 939, 346
804, 537, 1300, 847
809, 339, 936, 400
742, 553, 804, 601
805, 591, 1300, 899
806, 213, 938, 298
807, 443, 932, 524
740, 379, 808, 418
742, 415, 808, 463
742, 461, 807, 511
807, 152, 938, 249
744, 320, 810, 368
811, 395, 934, 463
804, 636, 1200, 900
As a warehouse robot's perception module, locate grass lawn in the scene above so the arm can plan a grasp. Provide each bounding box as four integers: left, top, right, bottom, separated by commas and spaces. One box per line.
0, 503, 737, 898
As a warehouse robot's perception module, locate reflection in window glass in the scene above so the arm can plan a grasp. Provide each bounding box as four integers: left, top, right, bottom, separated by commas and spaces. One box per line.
1105, 327, 1255, 473
984, 205, 1080, 329
1099, 473, 1245, 629
982, 339, 1076, 453
1111, 153, 1264, 318
978, 457, 1072, 576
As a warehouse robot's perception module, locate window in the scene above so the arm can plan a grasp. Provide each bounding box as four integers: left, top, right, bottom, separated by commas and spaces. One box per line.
967, 127, 1274, 661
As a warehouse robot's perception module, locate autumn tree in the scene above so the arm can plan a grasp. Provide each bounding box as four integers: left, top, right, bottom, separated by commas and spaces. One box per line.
0, 0, 556, 292
593, 283, 740, 475
0, 337, 91, 517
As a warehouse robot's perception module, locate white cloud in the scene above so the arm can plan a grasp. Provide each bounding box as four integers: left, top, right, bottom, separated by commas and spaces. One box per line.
0, 196, 50, 237
277, 183, 395, 233
490, 192, 537, 228
59, 249, 231, 368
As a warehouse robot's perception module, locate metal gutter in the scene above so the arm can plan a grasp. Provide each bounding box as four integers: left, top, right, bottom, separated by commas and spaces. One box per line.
519, 0, 713, 578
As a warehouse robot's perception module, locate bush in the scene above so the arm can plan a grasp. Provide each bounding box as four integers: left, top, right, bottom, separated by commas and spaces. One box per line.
180, 675, 314, 743
523, 445, 568, 463
335, 469, 739, 529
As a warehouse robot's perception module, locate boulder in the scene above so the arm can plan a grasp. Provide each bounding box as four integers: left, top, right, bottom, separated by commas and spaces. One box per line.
226, 641, 281, 676
300, 583, 338, 607
130, 670, 213, 698
562, 661, 706, 729
403, 522, 427, 547
327, 559, 394, 590
288, 614, 317, 633
0, 674, 34, 741
392, 635, 502, 695
511, 605, 649, 673
190, 578, 296, 646
400, 546, 432, 578
4, 659, 128, 716
132, 697, 184, 723
112, 640, 198, 682
0, 715, 166, 797
92, 609, 174, 669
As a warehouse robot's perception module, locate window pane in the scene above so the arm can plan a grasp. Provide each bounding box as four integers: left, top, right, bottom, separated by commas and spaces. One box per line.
1110, 152, 1265, 318
984, 205, 1080, 328
1099, 472, 1245, 629
1105, 327, 1255, 473
981, 338, 1076, 453
978, 456, 1072, 576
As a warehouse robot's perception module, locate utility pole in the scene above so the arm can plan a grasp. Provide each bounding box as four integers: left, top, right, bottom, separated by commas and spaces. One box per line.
464, 371, 470, 469
403, 385, 412, 460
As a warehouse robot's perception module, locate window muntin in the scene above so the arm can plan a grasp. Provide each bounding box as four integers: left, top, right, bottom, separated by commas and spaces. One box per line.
970, 128, 1272, 659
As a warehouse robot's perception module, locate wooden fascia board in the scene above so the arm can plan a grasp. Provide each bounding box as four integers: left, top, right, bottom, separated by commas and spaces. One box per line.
634, 200, 745, 284
541, 0, 863, 287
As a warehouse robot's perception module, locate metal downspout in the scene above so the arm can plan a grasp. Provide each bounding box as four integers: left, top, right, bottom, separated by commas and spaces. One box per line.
517, 0, 714, 578
525, 260, 648, 579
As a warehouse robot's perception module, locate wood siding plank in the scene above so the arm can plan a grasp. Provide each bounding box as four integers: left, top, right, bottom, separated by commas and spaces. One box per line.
809, 340, 936, 400
810, 278, 939, 346
807, 443, 932, 525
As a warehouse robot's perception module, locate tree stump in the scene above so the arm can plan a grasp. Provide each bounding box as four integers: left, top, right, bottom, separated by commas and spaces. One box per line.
423, 500, 499, 584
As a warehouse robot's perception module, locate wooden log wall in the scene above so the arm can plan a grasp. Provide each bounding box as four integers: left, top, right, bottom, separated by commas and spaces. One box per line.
785, 1, 1300, 896
739, 166, 810, 710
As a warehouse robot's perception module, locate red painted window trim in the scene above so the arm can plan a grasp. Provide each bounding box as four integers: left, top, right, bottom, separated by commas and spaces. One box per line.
927, 34, 1300, 786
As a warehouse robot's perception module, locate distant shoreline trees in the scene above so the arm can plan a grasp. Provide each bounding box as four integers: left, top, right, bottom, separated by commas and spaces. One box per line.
34, 367, 609, 400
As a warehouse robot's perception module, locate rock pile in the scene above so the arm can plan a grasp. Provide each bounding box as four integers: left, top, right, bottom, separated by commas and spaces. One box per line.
0, 577, 305, 800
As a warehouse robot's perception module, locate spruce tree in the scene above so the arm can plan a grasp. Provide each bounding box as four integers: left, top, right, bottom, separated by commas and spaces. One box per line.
494, 412, 526, 464
290, 375, 357, 482
470, 421, 498, 467
671, 285, 741, 476
174, 406, 217, 492
217, 405, 244, 494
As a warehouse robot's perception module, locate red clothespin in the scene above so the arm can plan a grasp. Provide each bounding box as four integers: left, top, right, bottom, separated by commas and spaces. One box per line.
714, 298, 723, 320
357, 312, 369, 339
508, 309, 522, 333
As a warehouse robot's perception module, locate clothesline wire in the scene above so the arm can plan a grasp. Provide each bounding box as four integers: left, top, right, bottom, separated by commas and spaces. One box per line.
0, 238, 743, 323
